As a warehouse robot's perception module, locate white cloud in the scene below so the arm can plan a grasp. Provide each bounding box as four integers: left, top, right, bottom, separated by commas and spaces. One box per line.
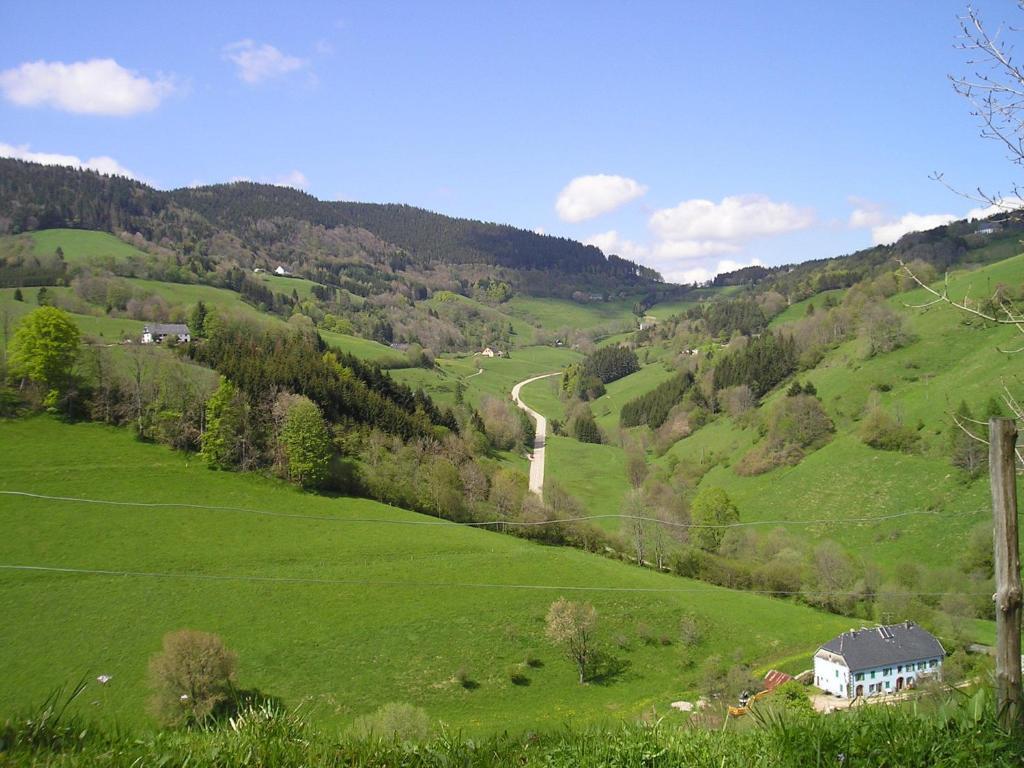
847, 196, 887, 229
668, 257, 765, 286
871, 213, 957, 246
584, 229, 649, 260
649, 194, 814, 241
555, 174, 647, 222
0, 142, 138, 179
223, 40, 308, 84
652, 239, 741, 260
0, 59, 173, 116
965, 198, 1024, 220
274, 169, 309, 189
229, 169, 309, 189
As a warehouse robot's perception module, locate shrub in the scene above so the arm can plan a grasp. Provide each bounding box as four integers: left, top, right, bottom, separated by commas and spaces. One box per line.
689, 487, 739, 552
455, 667, 478, 690
349, 702, 432, 743
860, 404, 919, 452
148, 629, 238, 726
508, 666, 530, 686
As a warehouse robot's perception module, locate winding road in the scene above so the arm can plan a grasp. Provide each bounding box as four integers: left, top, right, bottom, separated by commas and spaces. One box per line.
510, 372, 561, 498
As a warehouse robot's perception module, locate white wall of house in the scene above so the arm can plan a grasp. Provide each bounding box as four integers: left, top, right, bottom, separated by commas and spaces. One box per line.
814, 651, 942, 698
847, 657, 942, 698
814, 652, 850, 697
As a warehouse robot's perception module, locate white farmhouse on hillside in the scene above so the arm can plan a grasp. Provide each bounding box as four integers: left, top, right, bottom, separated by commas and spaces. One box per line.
274, 265, 291, 276
141, 323, 191, 344
814, 621, 945, 698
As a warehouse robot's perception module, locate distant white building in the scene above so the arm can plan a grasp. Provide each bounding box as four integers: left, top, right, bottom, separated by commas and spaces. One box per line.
274, 265, 291, 276
141, 323, 191, 344
813, 621, 945, 699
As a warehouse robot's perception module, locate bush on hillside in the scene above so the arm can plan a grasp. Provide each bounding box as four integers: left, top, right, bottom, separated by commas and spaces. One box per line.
735, 394, 833, 476
859, 403, 919, 452
148, 629, 238, 726
859, 302, 913, 358
567, 402, 602, 444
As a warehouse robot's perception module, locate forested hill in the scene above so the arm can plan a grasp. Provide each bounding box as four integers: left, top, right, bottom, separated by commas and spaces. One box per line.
0, 158, 659, 282
712, 211, 1024, 301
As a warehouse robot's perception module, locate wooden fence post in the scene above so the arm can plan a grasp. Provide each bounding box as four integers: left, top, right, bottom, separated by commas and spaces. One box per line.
990, 417, 1022, 730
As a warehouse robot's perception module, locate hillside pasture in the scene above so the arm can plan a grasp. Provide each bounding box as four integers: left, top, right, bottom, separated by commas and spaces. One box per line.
30, 229, 154, 268
0, 418, 851, 733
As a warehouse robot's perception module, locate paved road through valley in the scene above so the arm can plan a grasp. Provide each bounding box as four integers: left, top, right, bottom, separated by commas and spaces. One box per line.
510, 372, 561, 498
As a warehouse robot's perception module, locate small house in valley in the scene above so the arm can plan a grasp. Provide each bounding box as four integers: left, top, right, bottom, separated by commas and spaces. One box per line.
141, 323, 191, 344
814, 621, 945, 698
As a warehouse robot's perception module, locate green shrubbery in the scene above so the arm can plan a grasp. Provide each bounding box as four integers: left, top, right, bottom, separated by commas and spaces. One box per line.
3, 687, 1021, 767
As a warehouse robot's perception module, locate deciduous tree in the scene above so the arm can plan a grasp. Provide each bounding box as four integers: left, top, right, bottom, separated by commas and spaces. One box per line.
9, 306, 81, 406
545, 598, 598, 684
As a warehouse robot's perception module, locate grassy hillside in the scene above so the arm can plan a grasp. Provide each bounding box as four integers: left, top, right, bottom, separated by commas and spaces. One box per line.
30, 228, 153, 267
504, 296, 636, 332
392, 346, 581, 410
656, 255, 1024, 572
591, 361, 679, 433
0, 417, 852, 733
544, 436, 629, 532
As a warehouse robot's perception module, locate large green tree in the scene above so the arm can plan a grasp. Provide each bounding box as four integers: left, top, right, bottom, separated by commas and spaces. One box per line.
201, 378, 250, 470
690, 486, 739, 552
8, 306, 81, 405
279, 396, 332, 488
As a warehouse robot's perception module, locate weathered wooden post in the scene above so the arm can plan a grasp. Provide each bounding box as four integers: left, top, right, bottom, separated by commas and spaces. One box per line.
990, 417, 1022, 729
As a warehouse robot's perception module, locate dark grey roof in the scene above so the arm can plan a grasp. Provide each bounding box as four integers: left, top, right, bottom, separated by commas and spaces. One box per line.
820, 622, 945, 671
145, 323, 190, 335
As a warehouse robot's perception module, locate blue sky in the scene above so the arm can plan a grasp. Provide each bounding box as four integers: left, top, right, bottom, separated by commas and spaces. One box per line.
0, 1, 1018, 282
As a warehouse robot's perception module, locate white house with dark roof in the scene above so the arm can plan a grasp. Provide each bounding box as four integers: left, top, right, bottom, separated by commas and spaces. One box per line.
814, 621, 945, 698
141, 323, 191, 344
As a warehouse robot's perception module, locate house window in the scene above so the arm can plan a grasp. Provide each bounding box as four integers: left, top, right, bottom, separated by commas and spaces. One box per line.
885, 681, 891, 689
883, 668, 892, 676
897, 665, 902, 673
918, 662, 927, 671
835, 670, 839, 677
929, 660, 937, 668
855, 673, 864, 681
870, 671, 876, 679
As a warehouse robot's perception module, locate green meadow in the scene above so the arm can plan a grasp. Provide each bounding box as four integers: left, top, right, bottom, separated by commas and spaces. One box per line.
504, 296, 637, 331
0, 417, 851, 733
30, 229, 154, 267
656, 254, 1024, 572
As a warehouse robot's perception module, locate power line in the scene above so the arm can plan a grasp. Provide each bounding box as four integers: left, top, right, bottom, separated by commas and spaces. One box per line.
0, 563, 992, 597
0, 490, 976, 530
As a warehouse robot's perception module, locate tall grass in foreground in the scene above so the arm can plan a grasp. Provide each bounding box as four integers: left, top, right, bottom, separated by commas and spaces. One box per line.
1, 686, 1022, 767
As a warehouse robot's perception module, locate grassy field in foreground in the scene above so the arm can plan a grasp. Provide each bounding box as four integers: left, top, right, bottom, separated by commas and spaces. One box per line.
0, 418, 851, 734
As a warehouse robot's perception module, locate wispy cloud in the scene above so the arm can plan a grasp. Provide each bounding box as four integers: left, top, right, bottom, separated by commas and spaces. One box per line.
670, 257, 764, 286
583, 229, 649, 260
0, 59, 174, 116
0, 141, 138, 179
223, 40, 308, 84
555, 174, 647, 222
230, 169, 309, 189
